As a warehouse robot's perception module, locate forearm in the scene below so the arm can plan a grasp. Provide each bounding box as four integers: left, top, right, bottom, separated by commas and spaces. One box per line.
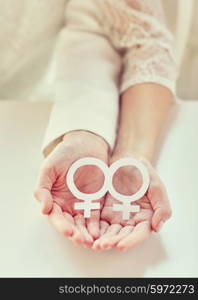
113, 83, 174, 162
42, 28, 120, 158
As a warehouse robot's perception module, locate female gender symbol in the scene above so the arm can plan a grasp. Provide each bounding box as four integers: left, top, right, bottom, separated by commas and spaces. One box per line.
109, 158, 150, 220
66, 157, 109, 218
66, 157, 150, 220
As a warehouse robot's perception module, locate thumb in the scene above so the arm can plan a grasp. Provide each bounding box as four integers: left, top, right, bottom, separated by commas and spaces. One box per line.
34, 164, 55, 214
34, 187, 53, 214
147, 174, 172, 232
151, 205, 172, 232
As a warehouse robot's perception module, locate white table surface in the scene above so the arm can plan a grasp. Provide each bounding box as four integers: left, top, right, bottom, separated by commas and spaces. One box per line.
0, 100, 197, 278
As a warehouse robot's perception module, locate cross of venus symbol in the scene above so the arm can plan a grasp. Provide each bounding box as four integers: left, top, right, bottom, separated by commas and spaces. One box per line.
66, 157, 150, 220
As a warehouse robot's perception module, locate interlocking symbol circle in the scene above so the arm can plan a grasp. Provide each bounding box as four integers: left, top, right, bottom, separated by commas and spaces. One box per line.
66, 157, 150, 219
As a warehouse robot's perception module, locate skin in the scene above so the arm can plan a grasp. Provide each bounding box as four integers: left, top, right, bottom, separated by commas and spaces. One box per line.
93, 157, 171, 251
34, 130, 108, 248
34, 83, 173, 251
94, 83, 173, 251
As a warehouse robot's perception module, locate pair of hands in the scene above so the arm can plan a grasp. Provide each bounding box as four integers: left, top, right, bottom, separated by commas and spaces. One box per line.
34, 131, 172, 251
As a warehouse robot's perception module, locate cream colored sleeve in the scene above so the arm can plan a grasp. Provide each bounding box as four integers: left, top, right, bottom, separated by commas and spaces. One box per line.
42, 27, 121, 155
100, 0, 178, 95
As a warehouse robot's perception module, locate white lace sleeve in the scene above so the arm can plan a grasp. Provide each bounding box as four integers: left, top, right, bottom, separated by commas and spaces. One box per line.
100, 0, 177, 94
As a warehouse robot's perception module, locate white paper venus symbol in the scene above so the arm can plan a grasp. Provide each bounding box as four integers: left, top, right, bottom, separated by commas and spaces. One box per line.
66, 158, 109, 218
66, 157, 150, 220
108, 158, 150, 220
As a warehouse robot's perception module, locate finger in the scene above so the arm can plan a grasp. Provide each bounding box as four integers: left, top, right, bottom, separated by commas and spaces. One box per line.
133, 209, 153, 225
93, 224, 122, 250
92, 221, 109, 250
34, 188, 53, 214
99, 220, 109, 236
149, 186, 172, 232
34, 166, 55, 214
72, 214, 93, 247
48, 203, 74, 237
100, 225, 134, 250
152, 205, 172, 232
121, 217, 136, 227
148, 179, 172, 232
86, 210, 100, 240
117, 221, 151, 251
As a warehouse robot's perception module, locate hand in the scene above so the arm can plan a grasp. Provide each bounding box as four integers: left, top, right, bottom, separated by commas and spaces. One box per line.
34, 131, 108, 247
93, 156, 172, 251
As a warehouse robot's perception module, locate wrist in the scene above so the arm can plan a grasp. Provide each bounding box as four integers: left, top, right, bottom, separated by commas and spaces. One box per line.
111, 152, 153, 166
63, 130, 109, 152
112, 138, 155, 163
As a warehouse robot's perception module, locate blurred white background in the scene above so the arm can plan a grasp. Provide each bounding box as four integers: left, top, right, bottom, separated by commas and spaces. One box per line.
164, 0, 198, 99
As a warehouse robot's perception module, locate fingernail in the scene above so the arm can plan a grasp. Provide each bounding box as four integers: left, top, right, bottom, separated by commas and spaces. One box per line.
122, 248, 127, 252
117, 246, 125, 252
105, 246, 111, 250
157, 221, 164, 232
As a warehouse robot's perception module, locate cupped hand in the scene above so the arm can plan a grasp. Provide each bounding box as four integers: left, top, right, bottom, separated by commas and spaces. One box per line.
34, 131, 108, 247
93, 156, 172, 251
